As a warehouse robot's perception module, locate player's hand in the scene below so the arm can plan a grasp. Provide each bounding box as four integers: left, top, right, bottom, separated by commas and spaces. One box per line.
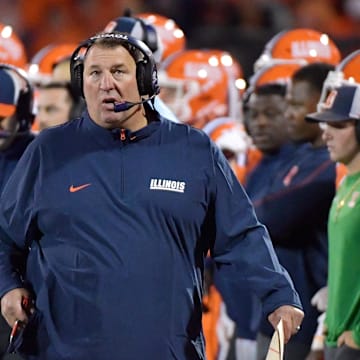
337, 331, 360, 349
311, 287, 328, 312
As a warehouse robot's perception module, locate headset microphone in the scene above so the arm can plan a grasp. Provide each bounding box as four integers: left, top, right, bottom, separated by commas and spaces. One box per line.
113, 100, 142, 112
113, 96, 154, 112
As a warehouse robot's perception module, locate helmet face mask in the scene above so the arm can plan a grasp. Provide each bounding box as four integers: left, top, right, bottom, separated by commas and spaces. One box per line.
203, 117, 250, 155
158, 72, 200, 123
317, 50, 360, 112
159, 49, 243, 129
317, 70, 344, 112
202, 117, 253, 182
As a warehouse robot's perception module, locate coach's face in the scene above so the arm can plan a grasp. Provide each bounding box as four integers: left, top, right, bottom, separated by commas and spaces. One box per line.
83, 43, 147, 131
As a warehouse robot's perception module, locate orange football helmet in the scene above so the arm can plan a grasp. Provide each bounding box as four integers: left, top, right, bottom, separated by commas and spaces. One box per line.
245, 62, 302, 101
207, 49, 246, 92
27, 43, 78, 85
137, 13, 186, 63
338, 49, 360, 84
206, 49, 245, 120
158, 49, 241, 129
203, 117, 261, 183
203, 117, 249, 155
317, 49, 360, 112
0, 23, 27, 69
254, 28, 341, 72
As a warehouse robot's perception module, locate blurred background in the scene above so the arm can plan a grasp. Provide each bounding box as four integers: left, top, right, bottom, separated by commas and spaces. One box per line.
1, 0, 360, 79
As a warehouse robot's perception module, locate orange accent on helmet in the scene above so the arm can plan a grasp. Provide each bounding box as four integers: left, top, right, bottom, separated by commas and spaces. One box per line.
206, 49, 245, 120
245, 62, 301, 100
159, 49, 241, 129
337, 49, 360, 83
205, 49, 244, 78
27, 43, 78, 84
207, 49, 246, 92
137, 13, 186, 62
254, 28, 341, 72
0, 23, 28, 69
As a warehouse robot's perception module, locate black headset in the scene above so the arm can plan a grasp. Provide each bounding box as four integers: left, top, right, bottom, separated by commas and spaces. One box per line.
0, 63, 34, 132
108, 16, 159, 55
121, 8, 159, 55
70, 32, 160, 99
136, 18, 159, 55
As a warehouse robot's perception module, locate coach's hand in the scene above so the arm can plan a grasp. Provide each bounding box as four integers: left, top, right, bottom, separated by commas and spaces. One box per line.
268, 305, 304, 343
1, 288, 34, 327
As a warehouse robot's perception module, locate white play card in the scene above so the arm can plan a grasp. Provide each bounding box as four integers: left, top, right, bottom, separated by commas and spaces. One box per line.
265, 318, 284, 360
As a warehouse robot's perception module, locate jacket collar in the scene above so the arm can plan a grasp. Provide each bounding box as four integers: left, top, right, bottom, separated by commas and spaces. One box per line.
81, 110, 162, 147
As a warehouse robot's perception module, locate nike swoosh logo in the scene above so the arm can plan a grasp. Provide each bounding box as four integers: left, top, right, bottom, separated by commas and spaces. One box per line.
69, 183, 91, 193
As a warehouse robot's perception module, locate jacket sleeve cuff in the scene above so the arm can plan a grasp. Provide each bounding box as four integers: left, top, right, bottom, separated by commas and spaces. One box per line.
261, 288, 303, 317
0, 236, 25, 298
0, 277, 23, 299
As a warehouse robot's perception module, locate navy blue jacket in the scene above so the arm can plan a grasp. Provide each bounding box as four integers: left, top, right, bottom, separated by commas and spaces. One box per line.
0, 134, 35, 192
0, 112, 301, 360
245, 143, 336, 345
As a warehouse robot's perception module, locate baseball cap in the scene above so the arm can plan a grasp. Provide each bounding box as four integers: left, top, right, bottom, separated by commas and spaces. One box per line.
0, 68, 21, 118
306, 84, 360, 122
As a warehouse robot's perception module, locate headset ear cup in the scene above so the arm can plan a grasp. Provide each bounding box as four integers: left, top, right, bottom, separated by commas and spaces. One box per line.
15, 87, 34, 131
136, 63, 147, 96
71, 61, 84, 98
136, 61, 160, 97
151, 66, 160, 96
137, 62, 160, 97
